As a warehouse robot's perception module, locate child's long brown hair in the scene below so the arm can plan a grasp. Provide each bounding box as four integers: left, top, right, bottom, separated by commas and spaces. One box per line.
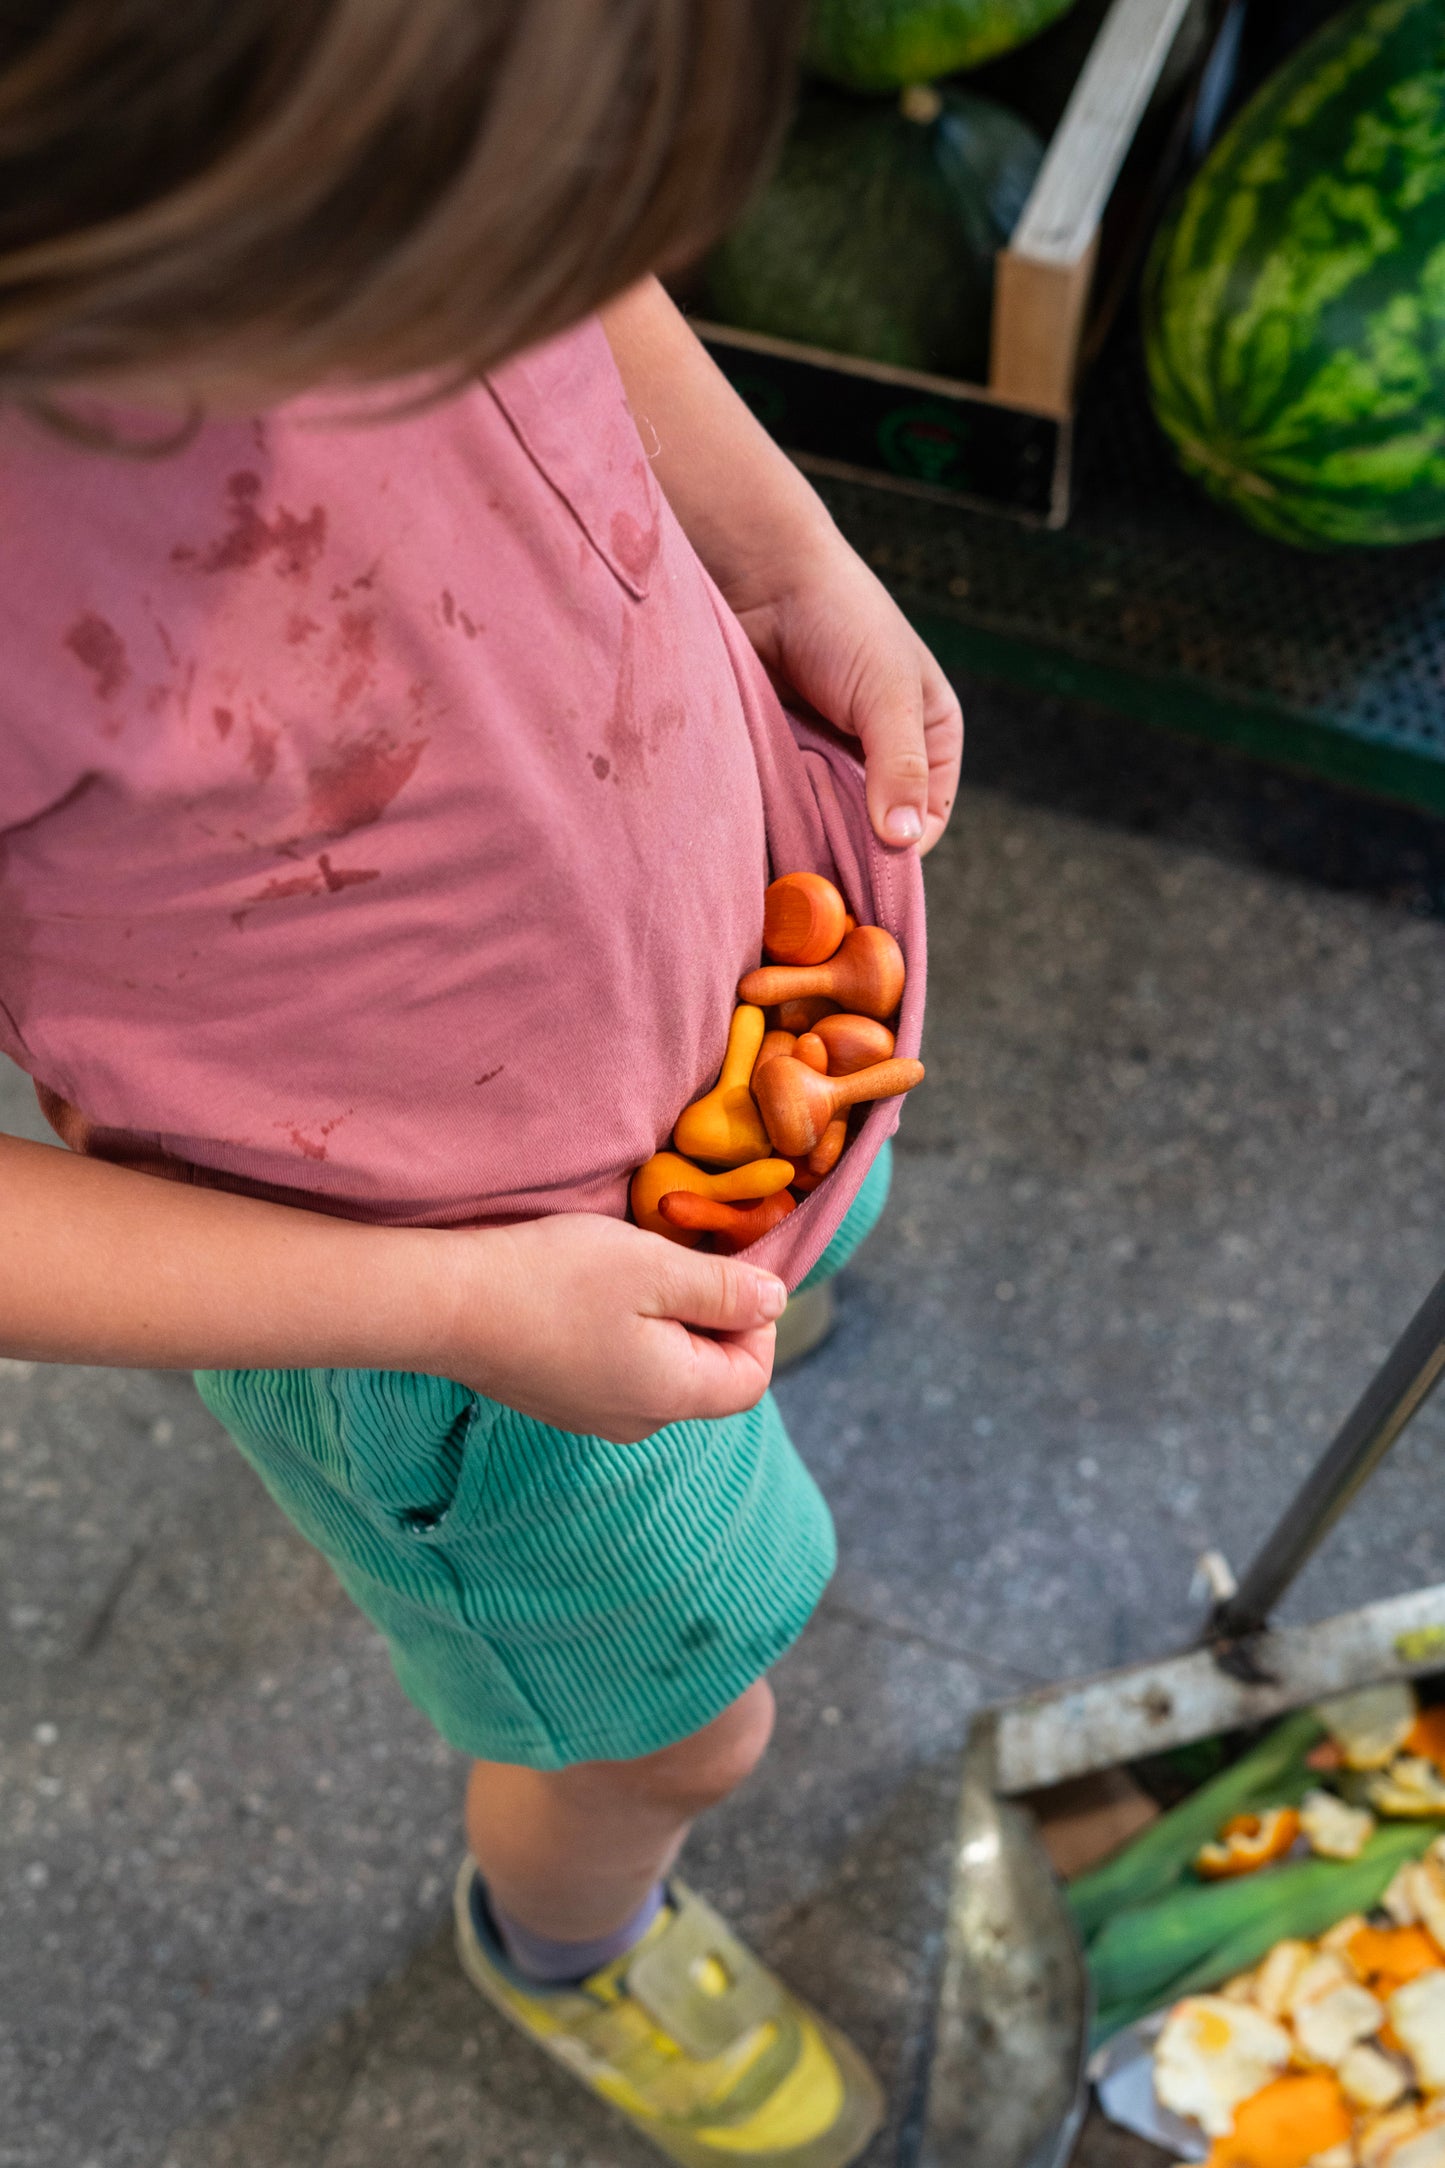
0, 0, 804, 399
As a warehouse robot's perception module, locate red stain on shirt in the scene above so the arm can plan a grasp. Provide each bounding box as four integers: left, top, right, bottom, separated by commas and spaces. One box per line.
232, 855, 380, 927
610, 505, 659, 585
63, 613, 130, 702
285, 612, 321, 646
440, 590, 478, 639
275, 1122, 323, 1160
317, 852, 380, 892
246, 870, 325, 906
332, 608, 377, 712
172, 471, 327, 580
304, 726, 426, 838
272, 1108, 353, 1161
247, 723, 279, 781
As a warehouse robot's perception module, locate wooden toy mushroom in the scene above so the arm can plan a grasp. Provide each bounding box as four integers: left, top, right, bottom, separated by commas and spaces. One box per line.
811, 1013, 895, 1074
775, 996, 839, 1034
753, 1028, 827, 1085
753, 1053, 924, 1158
631, 1150, 794, 1242
763, 872, 849, 967
740, 925, 904, 1024
673, 1004, 771, 1166
805, 1117, 848, 1176
658, 1190, 796, 1252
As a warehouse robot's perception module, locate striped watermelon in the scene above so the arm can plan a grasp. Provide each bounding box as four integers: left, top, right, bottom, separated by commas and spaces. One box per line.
805, 0, 1077, 91
1144, 0, 1445, 549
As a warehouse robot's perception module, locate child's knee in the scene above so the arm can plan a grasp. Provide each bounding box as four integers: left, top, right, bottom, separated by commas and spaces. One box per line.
599, 1678, 776, 1817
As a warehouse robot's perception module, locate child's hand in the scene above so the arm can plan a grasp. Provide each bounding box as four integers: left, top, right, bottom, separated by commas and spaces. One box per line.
439, 1214, 787, 1444
724, 522, 963, 857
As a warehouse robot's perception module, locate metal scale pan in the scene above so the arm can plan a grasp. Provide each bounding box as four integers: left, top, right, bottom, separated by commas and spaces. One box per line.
913, 1265, 1445, 2167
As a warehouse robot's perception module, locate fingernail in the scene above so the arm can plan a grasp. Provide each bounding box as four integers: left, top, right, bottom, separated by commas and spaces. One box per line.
884, 806, 923, 845
756, 1276, 788, 1320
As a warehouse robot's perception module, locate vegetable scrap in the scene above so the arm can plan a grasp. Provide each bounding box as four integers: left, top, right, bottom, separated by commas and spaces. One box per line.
1080, 1682, 1445, 2165
629, 872, 923, 1250
1304, 1795, 1378, 1864
1197, 1810, 1303, 1881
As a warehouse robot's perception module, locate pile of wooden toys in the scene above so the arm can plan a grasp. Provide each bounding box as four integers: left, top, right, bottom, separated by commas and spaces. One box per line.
630, 870, 924, 1251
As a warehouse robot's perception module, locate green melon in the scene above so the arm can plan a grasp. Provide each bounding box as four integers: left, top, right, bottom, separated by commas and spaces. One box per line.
703, 87, 1044, 383
805, 0, 1079, 92
1144, 0, 1445, 549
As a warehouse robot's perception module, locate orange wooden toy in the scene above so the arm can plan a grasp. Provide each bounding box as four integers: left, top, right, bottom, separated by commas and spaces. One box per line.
631, 1150, 794, 1242
740, 925, 905, 1024
755, 1028, 827, 1082
658, 1190, 796, 1251
754, 1028, 795, 1078
763, 872, 849, 966
805, 1117, 847, 1176
775, 995, 839, 1034
811, 1013, 895, 1074
753, 1052, 924, 1157
673, 1004, 770, 1166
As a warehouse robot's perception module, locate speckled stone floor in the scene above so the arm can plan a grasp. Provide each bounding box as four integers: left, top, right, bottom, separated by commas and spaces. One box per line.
5, 682, 1445, 2168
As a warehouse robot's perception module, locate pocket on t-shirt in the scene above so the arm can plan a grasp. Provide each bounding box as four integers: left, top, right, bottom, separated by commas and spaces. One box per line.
485, 318, 663, 601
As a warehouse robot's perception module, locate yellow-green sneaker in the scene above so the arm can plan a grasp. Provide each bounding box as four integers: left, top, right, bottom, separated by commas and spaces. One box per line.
454, 1862, 884, 2167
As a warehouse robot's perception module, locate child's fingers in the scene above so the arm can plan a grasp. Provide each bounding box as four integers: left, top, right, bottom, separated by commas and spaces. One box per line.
647, 1248, 788, 1334
669, 1320, 777, 1423
851, 644, 931, 850
917, 639, 963, 856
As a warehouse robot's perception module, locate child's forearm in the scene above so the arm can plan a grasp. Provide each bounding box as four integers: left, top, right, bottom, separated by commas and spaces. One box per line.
0, 1131, 456, 1375
0, 1132, 785, 1444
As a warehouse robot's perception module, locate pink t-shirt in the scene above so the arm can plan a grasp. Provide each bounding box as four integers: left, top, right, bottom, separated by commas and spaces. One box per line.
0, 318, 924, 1285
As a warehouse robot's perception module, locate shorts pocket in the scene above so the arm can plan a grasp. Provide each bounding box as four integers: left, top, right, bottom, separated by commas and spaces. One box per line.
319, 1370, 499, 1546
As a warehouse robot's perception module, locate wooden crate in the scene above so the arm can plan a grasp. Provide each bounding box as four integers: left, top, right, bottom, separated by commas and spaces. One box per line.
694, 0, 1221, 528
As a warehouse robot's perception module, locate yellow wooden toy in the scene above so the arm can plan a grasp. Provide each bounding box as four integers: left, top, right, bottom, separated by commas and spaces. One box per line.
630, 1150, 795, 1243
673, 1004, 771, 1166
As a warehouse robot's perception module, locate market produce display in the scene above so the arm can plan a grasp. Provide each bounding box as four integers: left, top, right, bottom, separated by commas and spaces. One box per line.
703, 84, 1043, 380
630, 873, 923, 1252
1084, 1683, 1445, 2165
804, 0, 1078, 92
1144, 0, 1445, 549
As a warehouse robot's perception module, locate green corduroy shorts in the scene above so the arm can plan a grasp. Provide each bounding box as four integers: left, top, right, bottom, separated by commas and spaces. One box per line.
195, 1142, 891, 1769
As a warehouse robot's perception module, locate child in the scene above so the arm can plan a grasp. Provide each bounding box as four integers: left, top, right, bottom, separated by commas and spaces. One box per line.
0, 3, 961, 2161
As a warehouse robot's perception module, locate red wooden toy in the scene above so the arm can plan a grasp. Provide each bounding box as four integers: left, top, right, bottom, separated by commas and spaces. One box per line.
811, 1013, 895, 1074
631, 1150, 794, 1242
753, 1052, 925, 1157
740, 925, 904, 1024
658, 1190, 796, 1251
774, 995, 839, 1034
762, 872, 849, 967
806, 1118, 847, 1176
753, 1027, 827, 1084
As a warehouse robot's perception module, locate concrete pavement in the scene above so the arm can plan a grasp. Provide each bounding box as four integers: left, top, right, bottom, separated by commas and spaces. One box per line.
5, 684, 1445, 2166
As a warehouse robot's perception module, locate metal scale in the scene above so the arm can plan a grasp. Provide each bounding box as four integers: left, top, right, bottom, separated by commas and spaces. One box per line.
916, 1266, 1445, 2165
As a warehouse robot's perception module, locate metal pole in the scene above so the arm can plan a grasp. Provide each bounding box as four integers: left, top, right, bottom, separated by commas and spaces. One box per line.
1212, 1265, 1445, 1643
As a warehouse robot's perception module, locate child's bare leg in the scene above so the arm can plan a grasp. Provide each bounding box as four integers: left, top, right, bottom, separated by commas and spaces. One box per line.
465, 1678, 775, 1948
